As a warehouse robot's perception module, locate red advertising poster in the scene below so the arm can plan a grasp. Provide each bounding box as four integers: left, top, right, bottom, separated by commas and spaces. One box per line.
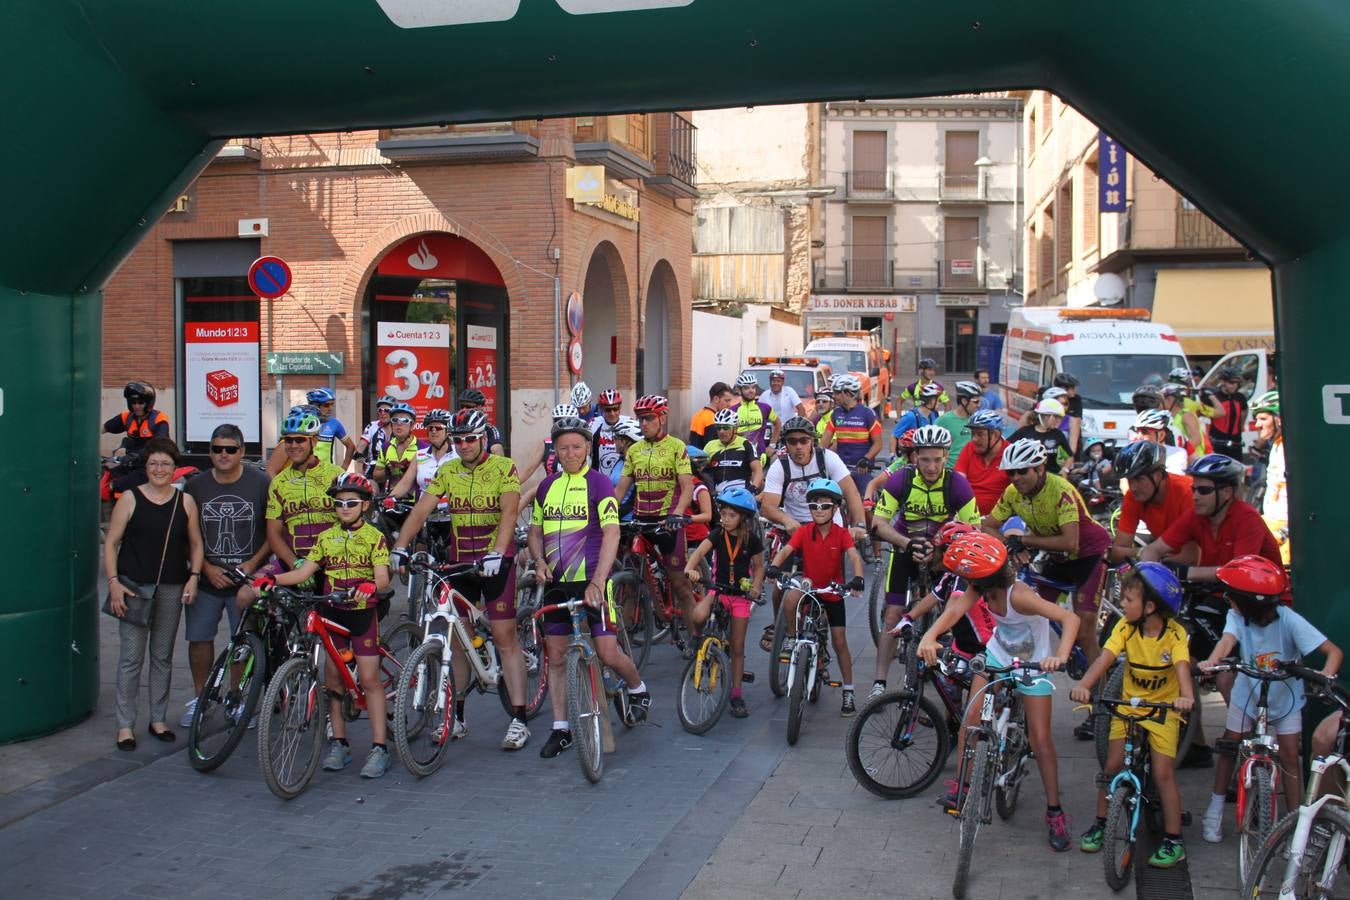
184, 322, 260, 443
464, 324, 499, 422
376, 321, 451, 431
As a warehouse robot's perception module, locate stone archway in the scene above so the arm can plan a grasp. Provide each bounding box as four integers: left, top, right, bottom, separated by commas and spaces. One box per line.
643, 259, 679, 397
578, 240, 631, 394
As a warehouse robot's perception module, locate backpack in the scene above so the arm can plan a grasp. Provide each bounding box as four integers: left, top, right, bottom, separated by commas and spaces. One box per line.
882, 464, 956, 523
777, 448, 829, 496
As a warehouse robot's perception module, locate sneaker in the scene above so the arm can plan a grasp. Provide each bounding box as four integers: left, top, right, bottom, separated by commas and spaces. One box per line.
937, 778, 966, 812
627, 691, 651, 725
180, 698, 198, 728
1148, 838, 1186, 868
729, 696, 749, 718
1202, 806, 1224, 843
360, 745, 390, 779
501, 718, 530, 751
1072, 716, 1095, 741
868, 682, 887, 701
1046, 811, 1071, 852
540, 728, 572, 758
1079, 823, 1105, 853
841, 689, 856, 718
322, 740, 352, 771
451, 718, 468, 741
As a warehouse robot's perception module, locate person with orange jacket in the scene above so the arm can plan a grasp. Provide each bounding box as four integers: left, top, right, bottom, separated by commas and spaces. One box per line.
103, 381, 171, 493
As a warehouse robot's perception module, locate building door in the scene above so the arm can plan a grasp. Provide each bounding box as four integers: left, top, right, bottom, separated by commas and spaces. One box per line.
943, 216, 979, 289
850, 215, 889, 288
944, 308, 978, 372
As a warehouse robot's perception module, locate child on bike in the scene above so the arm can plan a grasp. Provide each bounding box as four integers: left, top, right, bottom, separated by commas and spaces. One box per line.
681, 447, 715, 564
917, 531, 1080, 851
252, 473, 393, 779
764, 478, 866, 717
1070, 563, 1194, 868
684, 486, 765, 718
1197, 555, 1342, 844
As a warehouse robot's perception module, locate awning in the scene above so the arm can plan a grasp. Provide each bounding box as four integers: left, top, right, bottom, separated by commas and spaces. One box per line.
1151, 267, 1274, 356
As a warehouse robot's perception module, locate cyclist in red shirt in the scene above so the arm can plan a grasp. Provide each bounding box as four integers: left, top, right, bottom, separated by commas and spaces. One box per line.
1108, 440, 1196, 564
953, 409, 1009, 515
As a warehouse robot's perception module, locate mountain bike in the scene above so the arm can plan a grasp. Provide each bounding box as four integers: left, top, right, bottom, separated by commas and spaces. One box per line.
773, 574, 844, 746
613, 521, 678, 665
676, 584, 762, 734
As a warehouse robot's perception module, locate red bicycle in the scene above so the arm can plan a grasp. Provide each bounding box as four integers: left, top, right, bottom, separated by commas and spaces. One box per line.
255, 587, 417, 800
612, 520, 687, 668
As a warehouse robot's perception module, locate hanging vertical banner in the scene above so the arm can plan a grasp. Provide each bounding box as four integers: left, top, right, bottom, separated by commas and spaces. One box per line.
1099, 133, 1126, 212
464, 324, 499, 422
184, 322, 260, 443
376, 321, 451, 429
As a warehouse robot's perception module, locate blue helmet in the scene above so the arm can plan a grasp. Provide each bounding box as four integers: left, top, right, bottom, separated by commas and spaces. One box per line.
281, 411, 321, 436
965, 410, 1004, 432
686, 446, 708, 464
388, 402, 416, 420
804, 478, 843, 503
716, 486, 758, 515
1187, 453, 1246, 486
306, 387, 336, 405
288, 403, 321, 418
1134, 562, 1183, 613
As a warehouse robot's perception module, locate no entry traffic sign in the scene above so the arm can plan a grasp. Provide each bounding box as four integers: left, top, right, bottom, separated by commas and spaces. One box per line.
248, 256, 293, 299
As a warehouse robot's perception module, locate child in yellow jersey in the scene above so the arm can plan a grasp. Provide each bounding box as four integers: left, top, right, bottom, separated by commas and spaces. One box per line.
1071, 563, 1194, 868
252, 473, 393, 779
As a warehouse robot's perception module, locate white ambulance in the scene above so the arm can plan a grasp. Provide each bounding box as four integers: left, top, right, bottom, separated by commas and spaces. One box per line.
997, 307, 1189, 446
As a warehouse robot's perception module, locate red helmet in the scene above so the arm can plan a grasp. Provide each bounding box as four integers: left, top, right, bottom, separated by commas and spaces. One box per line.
934, 521, 976, 548
327, 472, 374, 500
943, 532, 1008, 580
898, 428, 918, 452
598, 388, 622, 407
1216, 555, 1287, 604
633, 394, 669, 416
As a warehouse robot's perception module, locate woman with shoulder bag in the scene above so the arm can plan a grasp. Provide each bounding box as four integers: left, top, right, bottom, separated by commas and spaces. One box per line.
102, 437, 203, 751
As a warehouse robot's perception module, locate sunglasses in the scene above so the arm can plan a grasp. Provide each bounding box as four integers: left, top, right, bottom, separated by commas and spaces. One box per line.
460, 402, 481, 410
210, 444, 241, 455
602, 405, 621, 413
785, 436, 813, 447
427, 424, 447, 432
282, 436, 310, 445
1192, 485, 1219, 496
332, 498, 364, 510
451, 435, 481, 445
1006, 467, 1035, 477
806, 501, 836, 511
391, 416, 414, 425
638, 414, 659, 423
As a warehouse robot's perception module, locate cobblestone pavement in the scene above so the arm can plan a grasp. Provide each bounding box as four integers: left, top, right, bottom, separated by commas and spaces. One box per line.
2, 566, 1251, 899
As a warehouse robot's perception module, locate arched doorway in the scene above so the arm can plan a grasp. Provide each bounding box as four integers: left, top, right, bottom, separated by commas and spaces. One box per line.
580, 242, 629, 393
644, 259, 678, 396
362, 233, 510, 444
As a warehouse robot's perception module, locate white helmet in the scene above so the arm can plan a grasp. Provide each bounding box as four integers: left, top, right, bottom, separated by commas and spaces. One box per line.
613, 416, 643, 442
999, 438, 1049, 470
918, 381, 944, 400
1042, 386, 1069, 402
735, 371, 759, 388
832, 373, 862, 394
712, 407, 739, 428
552, 403, 579, 420
1134, 409, 1172, 432
1034, 398, 1066, 418
911, 424, 953, 449
570, 381, 592, 407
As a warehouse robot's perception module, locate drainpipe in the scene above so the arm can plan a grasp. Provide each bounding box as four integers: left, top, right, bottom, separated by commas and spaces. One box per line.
554, 274, 561, 404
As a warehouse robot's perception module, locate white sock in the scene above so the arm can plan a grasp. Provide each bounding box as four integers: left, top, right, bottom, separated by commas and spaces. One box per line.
632, 681, 647, 693
1208, 793, 1225, 812
553, 720, 569, 731
843, 683, 854, 691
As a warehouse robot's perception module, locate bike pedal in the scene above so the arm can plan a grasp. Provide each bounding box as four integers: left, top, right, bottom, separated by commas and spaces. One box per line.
826, 680, 841, 688
741, 672, 755, 683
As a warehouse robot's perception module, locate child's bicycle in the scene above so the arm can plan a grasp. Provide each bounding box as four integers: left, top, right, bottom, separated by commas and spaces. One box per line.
676, 582, 763, 734
772, 573, 845, 746
1242, 661, 1350, 898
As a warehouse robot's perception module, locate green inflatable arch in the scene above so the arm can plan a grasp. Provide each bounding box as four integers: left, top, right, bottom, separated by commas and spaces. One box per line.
3, 0, 1346, 741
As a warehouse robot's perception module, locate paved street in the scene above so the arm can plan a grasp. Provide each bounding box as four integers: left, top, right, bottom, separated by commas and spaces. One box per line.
3, 568, 1246, 900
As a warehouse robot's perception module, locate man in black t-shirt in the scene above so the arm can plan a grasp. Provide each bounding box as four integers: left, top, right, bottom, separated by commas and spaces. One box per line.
1010, 398, 1074, 474
1205, 367, 1249, 461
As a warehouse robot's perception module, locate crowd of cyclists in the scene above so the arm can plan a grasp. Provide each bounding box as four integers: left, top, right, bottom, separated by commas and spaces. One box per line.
97, 352, 1339, 887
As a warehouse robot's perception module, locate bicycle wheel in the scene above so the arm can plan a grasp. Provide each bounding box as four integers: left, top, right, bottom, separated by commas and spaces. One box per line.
393, 640, 455, 777
786, 648, 808, 746
846, 688, 948, 799
496, 609, 547, 721
1239, 764, 1278, 891
867, 567, 886, 648
257, 656, 326, 801
953, 740, 993, 899
677, 641, 731, 735
995, 711, 1028, 820
1094, 661, 1127, 769
613, 575, 655, 671
566, 649, 604, 783
1174, 670, 1202, 763
1243, 802, 1350, 898
1102, 780, 1138, 891
768, 604, 790, 698
188, 633, 265, 773
379, 621, 420, 705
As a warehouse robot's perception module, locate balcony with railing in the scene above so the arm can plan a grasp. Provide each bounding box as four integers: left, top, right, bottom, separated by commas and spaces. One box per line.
646, 112, 698, 199
214, 137, 262, 163
1175, 206, 1242, 248
845, 170, 895, 201
376, 120, 540, 163
1115, 200, 1243, 252
938, 254, 988, 291
938, 169, 988, 203
845, 258, 895, 289
574, 114, 653, 180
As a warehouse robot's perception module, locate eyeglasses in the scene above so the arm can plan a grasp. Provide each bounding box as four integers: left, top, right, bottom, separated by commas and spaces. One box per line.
785, 436, 813, 446
145, 460, 175, 470
1006, 467, 1035, 477
806, 501, 836, 511
637, 414, 659, 423
451, 435, 481, 445
1192, 485, 1219, 496
209, 444, 241, 455
427, 425, 446, 432
391, 416, 414, 425
282, 436, 310, 445
332, 498, 364, 509
602, 405, 621, 413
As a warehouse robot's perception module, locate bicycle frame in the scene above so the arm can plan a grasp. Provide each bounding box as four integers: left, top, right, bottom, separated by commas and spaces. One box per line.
1101, 701, 1171, 842
783, 590, 831, 704
302, 606, 400, 713
1236, 674, 1282, 825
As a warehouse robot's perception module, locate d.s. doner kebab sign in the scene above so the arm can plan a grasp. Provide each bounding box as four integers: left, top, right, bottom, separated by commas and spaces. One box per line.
806, 294, 917, 313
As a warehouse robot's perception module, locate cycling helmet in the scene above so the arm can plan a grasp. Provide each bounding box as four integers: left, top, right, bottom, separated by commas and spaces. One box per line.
814, 389, 833, 401
1114, 440, 1166, 479
911, 424, 953, 449
306, 387, 335, 405
943, 532, 1008, 579
550, 415, 593, 442
376, 394, 396, 409
1083, 436, 1107, 455
918, 382, 944, 401
1187, 453, 1246, 486
288, 403, 322, 418
769, 368, 786, 378
804, 478, 844, 503
1216, 366, 1242, 383
735, 372, 759, 388
965, 410, 1005, 432
1034, 398, 1066, 418
388, 402, 416, 421
715, 486, 759, 516
1167, 367, 1193, 385
552, 403, 580, 420
1160, 383, 1190, 401
1041, 386, 1069, 402
1052, 372, 1080, 389
124, 381, 156, 407
897, 428, 918, 452
1252, 390, 1280, 417
918, 357, 938, 370
1190, 364, 1206, 379
832, 373, 862, 394
1133, 409, 1172, 432
597, 388, 622, 407
613, 417, 643, 442
999, 438, 1049, 470
1216, 555, 1287, 604
954, 380, 982, 400
281, 411, 321, 436
1134, 561, 1183, 613
686, 446, 710, 469
327, 472, 374, 501
934, 520, 976, 548
1132, 384, 1163, 411
570, 381, 593, 407
458, 388, 486, 406
423, 408, 452, 428
449, 408, 488, 436
781, 415, 816, 438
633, 394, 670, 416
712, 407, 740, 429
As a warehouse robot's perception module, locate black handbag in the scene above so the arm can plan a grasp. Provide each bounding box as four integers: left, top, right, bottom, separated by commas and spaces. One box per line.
103, 491, 180, 628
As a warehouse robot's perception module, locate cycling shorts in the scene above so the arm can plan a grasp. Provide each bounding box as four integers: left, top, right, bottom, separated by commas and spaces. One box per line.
1033, 555, 1105, 613
541, 580, 618, 638
714, 592, 754, 620
638, 521, 687, 571
1109, 713, 1181, 759
884, 549, 924, 606
320, 605, 379, 658
454, 560, 518, 622
986, 642, 1053, 696
820, 597, 846, 628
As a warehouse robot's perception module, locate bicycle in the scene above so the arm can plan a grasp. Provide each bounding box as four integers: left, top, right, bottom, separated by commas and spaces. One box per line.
612, 520, 676, 666
949, 653, 1041, 900
529, 596, 643, 783
676, 583, 763, 734
1243, 662, 1350, 898
773, 574, 845, 746
392, 555, 546, 777
256, 587, 418, 800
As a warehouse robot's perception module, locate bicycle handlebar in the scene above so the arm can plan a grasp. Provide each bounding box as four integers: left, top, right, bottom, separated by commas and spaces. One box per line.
396, 551, 482, 578
1277, 661, 1349, 709
969, 654, 1045, 677
707, 582, 767, 605
1096, 696, 1175, 723
1203, 658, 1295, 681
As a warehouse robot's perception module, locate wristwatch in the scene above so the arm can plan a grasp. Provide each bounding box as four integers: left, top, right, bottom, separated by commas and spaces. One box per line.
189, 571, 201, 578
